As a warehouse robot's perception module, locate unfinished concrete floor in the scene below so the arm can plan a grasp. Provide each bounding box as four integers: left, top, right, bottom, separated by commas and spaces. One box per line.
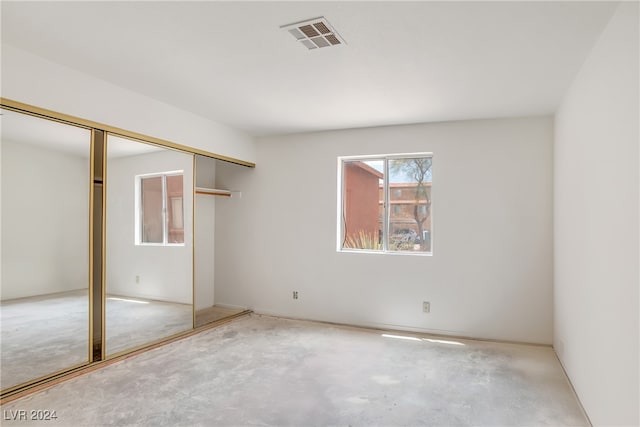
1, 315, 587, 426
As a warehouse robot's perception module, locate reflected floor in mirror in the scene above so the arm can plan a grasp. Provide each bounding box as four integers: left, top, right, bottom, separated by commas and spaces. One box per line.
195, 306, 246, 328
0, 290, 89, 390
1, 290, 196, 390
105, 296, 192, 356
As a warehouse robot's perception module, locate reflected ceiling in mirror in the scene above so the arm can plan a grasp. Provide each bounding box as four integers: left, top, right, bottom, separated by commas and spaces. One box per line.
107, 134, 164, 159
0, 108, 90, 156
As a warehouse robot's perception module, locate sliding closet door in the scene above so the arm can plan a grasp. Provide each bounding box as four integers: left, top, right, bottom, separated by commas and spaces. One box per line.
0, 109, 91, 390
104, 135, 194, 356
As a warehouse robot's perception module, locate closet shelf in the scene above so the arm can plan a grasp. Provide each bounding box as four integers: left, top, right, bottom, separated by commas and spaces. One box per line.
195, 187, 233, 197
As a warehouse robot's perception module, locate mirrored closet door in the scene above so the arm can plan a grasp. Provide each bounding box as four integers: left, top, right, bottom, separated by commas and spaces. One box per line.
1, 109, 92, 390
104, 135, 194, 356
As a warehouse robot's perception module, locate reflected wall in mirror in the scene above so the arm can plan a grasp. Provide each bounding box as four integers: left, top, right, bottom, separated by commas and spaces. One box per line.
105, 135, 193, 356
1, 109, 91, 390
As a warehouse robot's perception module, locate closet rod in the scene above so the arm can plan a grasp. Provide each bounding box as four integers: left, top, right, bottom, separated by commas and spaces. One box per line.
195, 187, 232, 197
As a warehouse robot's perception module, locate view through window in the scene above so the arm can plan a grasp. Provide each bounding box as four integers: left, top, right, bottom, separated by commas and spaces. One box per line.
340, 154, 432, 254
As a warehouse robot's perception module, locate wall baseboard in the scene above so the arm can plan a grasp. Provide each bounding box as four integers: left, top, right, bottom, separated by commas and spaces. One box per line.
250, 308, 553, 347
553, 348, 593, 427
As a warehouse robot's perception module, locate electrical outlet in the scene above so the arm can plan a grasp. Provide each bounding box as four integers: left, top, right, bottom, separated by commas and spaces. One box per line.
423, 301, 430, 313
135, 275, 140, 284
293, 291, 299, 300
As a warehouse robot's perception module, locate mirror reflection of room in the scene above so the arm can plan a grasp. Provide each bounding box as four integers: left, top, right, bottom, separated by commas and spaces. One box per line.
1, 114, 249, 393
104, 135, 193, 356
0, 109, 91, 390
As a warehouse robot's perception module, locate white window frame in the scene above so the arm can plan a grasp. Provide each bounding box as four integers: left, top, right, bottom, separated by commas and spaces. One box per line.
337, 153, 433, 256
135, 170, 184, 246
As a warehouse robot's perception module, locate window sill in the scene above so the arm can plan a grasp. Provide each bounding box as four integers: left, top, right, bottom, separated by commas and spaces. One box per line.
135, 243, 185, 247
338, 249, 432, 257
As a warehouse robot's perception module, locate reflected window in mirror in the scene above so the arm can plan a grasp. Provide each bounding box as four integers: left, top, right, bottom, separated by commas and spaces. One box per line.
137, 172, 184, 245
106, 134, 194, 356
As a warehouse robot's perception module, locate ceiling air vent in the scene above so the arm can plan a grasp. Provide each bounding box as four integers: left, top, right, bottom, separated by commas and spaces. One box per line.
281, 17, 346, 50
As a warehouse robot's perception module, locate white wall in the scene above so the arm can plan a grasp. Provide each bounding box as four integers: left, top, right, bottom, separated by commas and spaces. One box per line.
1, 140, 89, 300
194, 155, 216, 310
1, 43, 256, 164
106, 148, 193, 304
215, 116, 554, 344
554, 3, 639, 426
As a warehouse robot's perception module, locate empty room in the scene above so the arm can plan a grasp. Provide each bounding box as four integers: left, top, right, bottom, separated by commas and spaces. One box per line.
0, 1, 638, 426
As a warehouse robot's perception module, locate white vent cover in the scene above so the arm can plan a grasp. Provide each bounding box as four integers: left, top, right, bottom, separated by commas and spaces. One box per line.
281, 17, 346, 50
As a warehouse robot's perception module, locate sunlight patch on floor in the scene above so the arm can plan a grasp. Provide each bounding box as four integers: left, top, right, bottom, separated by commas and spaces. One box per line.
382, 333, 465, 346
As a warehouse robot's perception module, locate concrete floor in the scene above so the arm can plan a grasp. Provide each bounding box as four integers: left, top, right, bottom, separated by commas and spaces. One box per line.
1, 314, 587, 426
1, 291, 192, 389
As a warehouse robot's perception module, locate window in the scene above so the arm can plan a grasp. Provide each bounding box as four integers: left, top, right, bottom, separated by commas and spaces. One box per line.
339, 154, 432, 254
137, 171, 184, 245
